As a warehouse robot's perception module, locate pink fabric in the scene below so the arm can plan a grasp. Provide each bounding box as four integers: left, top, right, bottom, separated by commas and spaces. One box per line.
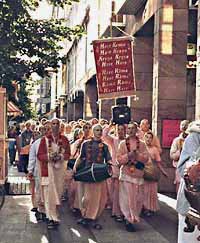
82, 181, 108, 220
102, 126, 123, 209
143, 181, 159, 212
144, 145, 161, 212
117, 137, 149, 179
146, 146, 161, 161
67, 179, 77, 209
111, 178, 122, 216
119, 181, 144, 223
68, 139, 83, 210
102, 126, 121, 177
106, 178, 113, 208
117, 137, 148, 223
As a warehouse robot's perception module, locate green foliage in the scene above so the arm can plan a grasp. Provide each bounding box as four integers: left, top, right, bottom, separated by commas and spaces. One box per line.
48, 0, 79, 8
17, 81, 33, 120
0, 0, 83, 119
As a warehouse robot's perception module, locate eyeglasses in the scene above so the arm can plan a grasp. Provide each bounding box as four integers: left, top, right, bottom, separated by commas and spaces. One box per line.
95, 129, 102, 132
52, 123, 59, 125
84, 126, 91, 129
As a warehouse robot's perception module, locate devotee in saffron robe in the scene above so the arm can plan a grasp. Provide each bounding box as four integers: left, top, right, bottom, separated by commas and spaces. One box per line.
70, 122, 92, 212
117, 122, 149, 232
73, 124, 112, 229
103, 123, 126, 221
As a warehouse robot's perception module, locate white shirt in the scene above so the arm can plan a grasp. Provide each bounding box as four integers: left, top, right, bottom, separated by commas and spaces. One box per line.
28, 138, 41, 177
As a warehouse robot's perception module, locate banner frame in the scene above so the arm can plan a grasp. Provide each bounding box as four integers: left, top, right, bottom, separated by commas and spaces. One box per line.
93, 37, 136, 100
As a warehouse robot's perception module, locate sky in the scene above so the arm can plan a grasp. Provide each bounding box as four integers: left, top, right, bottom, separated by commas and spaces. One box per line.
30, 0, 53, 20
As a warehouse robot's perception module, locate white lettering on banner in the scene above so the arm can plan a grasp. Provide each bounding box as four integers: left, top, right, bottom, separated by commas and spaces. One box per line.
98, 56, 113, 62
101, 62, 113, 67
112, 42, 127, 48
116, 74, 129, 79
93, 38, 135, 98
100, 49, 112, 55
116, 60, 128, 65
113, 49, 128, 54
100, 43, 112, 49
115, 68, 128, 74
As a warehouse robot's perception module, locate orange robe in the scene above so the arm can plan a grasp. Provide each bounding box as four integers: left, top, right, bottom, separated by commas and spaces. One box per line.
117, 137, 149, 223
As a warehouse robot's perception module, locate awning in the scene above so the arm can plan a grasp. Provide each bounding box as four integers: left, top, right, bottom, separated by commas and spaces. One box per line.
7, 101, 22, 116
117, 0, 147, 15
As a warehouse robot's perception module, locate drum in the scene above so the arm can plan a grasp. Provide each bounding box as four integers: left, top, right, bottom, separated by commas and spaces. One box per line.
74, 163, 112, 183
67, 159, 85, 171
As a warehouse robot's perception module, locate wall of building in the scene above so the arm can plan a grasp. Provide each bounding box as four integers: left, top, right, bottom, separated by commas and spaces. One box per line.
131, 36, 153, 123
58, 0, 199, 192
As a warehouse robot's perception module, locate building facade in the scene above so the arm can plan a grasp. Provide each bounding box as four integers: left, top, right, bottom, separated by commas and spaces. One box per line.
53, 0, 198, 192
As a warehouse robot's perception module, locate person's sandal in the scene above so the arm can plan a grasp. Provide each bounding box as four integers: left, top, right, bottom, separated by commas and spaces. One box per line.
77, 218, 84, 224
93, 223, 102, 230
81, 219, 90, 228
125, 221, 135, 232
115, 216, 124, 222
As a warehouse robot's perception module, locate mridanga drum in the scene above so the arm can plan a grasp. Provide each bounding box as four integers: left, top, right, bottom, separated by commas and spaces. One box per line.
74, 163, 112, 183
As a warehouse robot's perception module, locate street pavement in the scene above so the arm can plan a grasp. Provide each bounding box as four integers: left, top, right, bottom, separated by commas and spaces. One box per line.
0, 194, 178, 243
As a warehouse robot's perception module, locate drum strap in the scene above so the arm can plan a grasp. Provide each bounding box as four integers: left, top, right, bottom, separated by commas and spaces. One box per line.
91, 163, 96, 182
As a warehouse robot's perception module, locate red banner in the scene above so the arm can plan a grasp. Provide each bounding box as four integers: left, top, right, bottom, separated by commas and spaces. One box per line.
162, 120, 181, 148
93, 37, 135, 99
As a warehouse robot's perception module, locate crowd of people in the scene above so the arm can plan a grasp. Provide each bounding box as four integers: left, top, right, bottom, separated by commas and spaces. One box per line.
7, 118, 167, 231
6, 117, 200, 242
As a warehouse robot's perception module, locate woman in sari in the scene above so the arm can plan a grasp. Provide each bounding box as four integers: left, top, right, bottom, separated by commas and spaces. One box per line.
143, 131, 168, 216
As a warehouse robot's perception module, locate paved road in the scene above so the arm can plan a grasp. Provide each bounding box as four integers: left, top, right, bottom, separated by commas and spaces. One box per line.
0, 194, 177, 243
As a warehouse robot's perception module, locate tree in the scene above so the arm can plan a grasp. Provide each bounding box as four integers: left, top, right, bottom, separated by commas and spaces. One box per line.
0, 0, 83, 119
